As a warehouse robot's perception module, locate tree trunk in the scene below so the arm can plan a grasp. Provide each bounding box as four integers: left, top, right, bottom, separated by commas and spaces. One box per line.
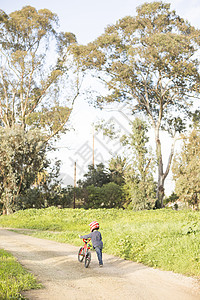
157, 180, 165, 208
6, 207, 13, 215
2, 204, 13, 215
155, 128, 177, 208
155, 128, 165, 208
3, 194, 14, 215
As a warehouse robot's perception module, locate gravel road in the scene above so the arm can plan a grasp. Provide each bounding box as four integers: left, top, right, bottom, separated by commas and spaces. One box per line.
0, 228, 199, 300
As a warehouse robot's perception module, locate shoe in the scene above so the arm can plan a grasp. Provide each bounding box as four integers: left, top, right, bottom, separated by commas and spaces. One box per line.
99, 264, 103, 267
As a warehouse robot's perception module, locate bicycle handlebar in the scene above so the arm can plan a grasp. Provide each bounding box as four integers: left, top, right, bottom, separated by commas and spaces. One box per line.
83, 238, 91, 243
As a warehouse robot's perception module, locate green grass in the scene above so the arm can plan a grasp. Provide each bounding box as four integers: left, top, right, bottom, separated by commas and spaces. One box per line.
0, 207, 200, 278
0, 249, 41, 300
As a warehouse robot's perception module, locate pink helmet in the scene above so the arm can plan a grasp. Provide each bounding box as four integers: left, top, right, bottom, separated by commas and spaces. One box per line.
89, 221, 99, 232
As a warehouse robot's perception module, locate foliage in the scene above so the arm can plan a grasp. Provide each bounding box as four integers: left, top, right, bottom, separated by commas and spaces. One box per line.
124, 173, 156, 210
109, 156, 126, 186
0, 128, 74, 213
0, 6, 78, 135
172, 129, 200, 208
0, 127, 48, 214
101, 182, 123, 208
75, 129, 156, 209
78, 163, 111, 188
164, 192, 179, 206
14, 161, 74, 210
1, 207, 200, 277
82, 182, 124, 209
0, 249, 40, 299
93, 118, 156, 210
72, 1, 200, 206
84, 185, 102, 209
122, 118, 156, 209
76, 163, 125, 209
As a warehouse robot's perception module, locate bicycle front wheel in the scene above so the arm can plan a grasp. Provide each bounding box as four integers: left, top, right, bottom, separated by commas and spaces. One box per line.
85, 251, 91, 268
78, 247, 85, 262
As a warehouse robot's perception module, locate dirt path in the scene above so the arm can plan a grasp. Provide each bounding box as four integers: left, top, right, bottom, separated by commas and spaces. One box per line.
0, 228, 199, 300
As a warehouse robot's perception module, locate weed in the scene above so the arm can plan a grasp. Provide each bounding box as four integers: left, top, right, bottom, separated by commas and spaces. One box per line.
0, 250, 41, 300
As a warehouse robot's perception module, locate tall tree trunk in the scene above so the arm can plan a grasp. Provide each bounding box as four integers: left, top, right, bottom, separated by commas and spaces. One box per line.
155, 127, 177, 208
155, 128, 165, 208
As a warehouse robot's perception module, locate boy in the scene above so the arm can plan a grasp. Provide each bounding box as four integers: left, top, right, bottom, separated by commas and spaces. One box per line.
79, 221, 103, 267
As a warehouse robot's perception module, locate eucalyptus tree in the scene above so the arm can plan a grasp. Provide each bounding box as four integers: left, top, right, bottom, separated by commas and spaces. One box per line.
71, 1, 200, 207
0, 6, 80, 213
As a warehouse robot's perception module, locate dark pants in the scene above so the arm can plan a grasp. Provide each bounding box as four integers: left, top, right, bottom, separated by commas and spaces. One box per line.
94, 246, 103, 265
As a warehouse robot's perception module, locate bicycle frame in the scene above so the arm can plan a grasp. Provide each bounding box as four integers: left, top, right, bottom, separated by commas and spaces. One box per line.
78, 238, 92, 268
83, 238, 91, 253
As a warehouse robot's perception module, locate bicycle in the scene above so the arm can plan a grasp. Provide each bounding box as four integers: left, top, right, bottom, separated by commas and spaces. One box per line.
78, 238, 92, 268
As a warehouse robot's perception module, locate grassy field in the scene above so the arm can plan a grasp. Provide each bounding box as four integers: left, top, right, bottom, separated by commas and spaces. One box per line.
0, 249, 41, 300
0, 207, 200, 279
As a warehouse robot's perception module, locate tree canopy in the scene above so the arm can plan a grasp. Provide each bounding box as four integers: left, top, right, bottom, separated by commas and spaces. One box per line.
0, 6, 79, 136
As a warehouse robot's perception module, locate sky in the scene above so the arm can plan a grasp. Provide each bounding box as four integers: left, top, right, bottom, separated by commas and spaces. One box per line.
1, 0, 200, 194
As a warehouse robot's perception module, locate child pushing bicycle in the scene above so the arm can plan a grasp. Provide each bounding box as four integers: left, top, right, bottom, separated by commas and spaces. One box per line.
79, 221, 103, 267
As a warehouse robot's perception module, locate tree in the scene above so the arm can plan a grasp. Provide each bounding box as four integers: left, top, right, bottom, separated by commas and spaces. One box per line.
172, 128, 200, 209
122, 118, 156, 209
101, 182, 124, 208
76, 163, 125, 209
124, 173, 156, 210
78, 163, 111, 188
0, 6, 80, 212
109, 156, 126, 186
80, 182, 124, 209
83, 185, 102, 209
72, 1, 200, 207
0, 6, 80, 134
0, 127, 48, 213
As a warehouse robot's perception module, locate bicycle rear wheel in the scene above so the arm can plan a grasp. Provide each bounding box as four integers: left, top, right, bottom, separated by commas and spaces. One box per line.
78, 247, 85, 262
85, 251, 91, 268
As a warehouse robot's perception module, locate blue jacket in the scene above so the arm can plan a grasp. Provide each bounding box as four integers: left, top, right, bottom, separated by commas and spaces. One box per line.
80, 230, 103, 249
